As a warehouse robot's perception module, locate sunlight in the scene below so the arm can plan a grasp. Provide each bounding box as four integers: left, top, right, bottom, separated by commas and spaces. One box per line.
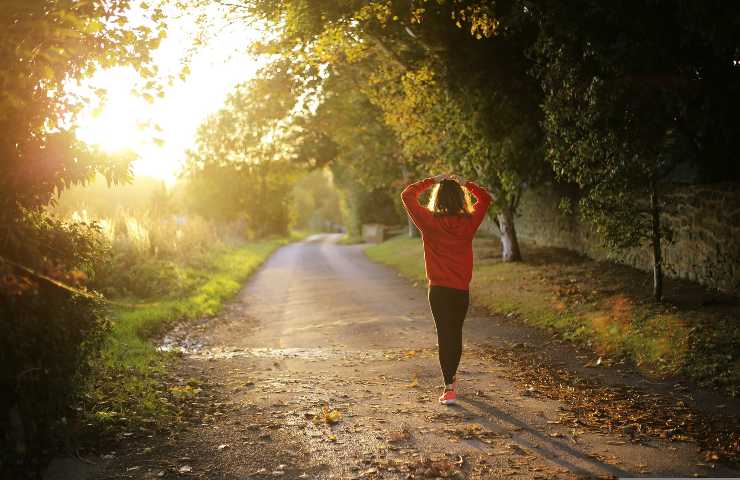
72, 4, 267, 183
75, 68, 150, 154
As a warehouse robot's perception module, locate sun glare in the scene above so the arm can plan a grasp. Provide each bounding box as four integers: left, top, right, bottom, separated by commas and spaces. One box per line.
71, 5, 266, 184
75, 68, 150, 154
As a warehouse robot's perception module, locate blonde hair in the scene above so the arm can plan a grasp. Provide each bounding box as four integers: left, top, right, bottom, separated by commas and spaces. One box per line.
427, 179, 474, 216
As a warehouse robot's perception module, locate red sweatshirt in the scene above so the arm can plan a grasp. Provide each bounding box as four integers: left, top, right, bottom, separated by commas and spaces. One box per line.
401, 178, 492, 291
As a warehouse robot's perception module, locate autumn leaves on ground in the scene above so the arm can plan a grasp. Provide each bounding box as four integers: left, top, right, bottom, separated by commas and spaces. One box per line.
41, 234, 739, 480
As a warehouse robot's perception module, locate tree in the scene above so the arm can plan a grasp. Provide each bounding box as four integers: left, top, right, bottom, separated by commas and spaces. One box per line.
298, 65, 409, 236
214, 36, 412, 237
290, 169, 344, 232
0, 0, 165, 469
531, 0, 740, 301
362, 1, 547, 260
236, 0, 548, 260
182, 76, 299, 236
1, 0, 165, 289
0, 0, 165, 210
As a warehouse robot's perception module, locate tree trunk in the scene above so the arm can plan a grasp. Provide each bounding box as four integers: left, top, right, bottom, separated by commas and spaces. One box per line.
650, 183, 663, 302
496, 205, 522, 262
400, 164, 419, 238
407, 214, 420, 237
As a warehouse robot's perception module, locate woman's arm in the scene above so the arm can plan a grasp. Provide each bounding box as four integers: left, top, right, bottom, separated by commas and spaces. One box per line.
401, 177, 440, 231
465, 181, 493, 230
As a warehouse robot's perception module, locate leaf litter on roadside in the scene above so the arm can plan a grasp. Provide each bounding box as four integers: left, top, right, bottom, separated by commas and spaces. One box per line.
478, 343, 740, 466
407, 456, 465, 479
313, 405, 342, 425
388, 425, 412, 443
352, 455, 465, 479
441, 423, 502, 445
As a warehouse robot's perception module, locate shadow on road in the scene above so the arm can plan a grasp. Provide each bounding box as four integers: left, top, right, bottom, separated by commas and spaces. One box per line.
458, 396, 630, 478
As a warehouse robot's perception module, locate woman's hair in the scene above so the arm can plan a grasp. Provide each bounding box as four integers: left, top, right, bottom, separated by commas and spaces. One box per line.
427, 179, 474, 216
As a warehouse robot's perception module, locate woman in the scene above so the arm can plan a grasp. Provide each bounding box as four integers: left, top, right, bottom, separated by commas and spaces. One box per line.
401, 173, 492, 405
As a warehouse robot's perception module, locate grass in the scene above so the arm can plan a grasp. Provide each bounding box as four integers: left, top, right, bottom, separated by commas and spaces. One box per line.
336, 233, 365, 245
82, 236, 294, 433
366, 235, 740, 396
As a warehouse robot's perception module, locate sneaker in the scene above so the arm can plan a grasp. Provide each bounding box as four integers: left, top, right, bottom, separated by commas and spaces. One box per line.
439, 388, 457, 405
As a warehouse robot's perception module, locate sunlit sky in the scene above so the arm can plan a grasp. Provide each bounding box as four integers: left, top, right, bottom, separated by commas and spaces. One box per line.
73, 4, 266, 184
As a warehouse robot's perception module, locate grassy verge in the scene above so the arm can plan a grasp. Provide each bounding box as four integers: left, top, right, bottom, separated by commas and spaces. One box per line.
366, 235, 740, 396
336, 234, 365, 245
82, 236, 294, 434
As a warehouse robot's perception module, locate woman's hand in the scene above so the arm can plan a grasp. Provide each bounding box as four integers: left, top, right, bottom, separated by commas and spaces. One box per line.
432, 173, 448, 183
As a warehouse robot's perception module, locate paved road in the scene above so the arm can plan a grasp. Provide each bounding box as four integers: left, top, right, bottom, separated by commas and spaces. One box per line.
68, 234, 739, 479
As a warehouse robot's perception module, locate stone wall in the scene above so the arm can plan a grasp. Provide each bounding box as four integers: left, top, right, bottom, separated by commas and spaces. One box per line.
362, 223, 388, 244
485, 183, 740, 296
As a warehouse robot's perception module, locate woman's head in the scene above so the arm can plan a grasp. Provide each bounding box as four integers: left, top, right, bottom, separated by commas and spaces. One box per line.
427, 179, 473, 216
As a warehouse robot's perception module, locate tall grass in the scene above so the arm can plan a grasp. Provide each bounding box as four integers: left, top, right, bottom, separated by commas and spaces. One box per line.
72, 209, 243, 260
68, 210, 246, 299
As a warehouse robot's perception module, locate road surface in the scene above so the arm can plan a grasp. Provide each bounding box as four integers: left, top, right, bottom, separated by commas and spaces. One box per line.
54, 234, 739, 479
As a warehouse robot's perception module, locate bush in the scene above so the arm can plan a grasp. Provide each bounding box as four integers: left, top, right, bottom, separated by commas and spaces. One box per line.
0, 212, 110, 474
87, 212, 242, 299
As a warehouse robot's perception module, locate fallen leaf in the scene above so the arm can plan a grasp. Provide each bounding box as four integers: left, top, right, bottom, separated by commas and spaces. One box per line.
317, 405, 342, 424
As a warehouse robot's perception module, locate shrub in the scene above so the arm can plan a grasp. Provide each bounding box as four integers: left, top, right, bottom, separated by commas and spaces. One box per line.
0, 212, 110, 474
88, 211, 240, 299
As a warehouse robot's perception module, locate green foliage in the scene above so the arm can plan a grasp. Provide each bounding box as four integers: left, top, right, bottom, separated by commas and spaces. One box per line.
99, 257, 201, 300
334, 174, 404, 236
84, 239, 288, 441
94, 212, 241, 298
233, 0, 550, 258
183, 78, 300, 237
183, 163, 295, 238
359, 7, 544, 213
292, 61, 409, 233
291, 169, 344, 232
54, 178, 249, 299
0, 214, 110, 472
531, 0, 740, 262
0, 2, 167, 471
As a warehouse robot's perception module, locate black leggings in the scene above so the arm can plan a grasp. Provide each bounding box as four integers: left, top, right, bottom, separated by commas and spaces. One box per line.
428, 285, 470, 386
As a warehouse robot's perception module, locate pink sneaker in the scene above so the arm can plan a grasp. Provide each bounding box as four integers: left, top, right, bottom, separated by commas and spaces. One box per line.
439, 388, 457, 405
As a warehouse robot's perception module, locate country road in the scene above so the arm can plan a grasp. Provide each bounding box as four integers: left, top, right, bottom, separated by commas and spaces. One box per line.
53, 234, 740, 479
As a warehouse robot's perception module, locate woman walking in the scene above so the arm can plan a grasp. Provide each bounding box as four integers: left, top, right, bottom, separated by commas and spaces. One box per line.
401, 173, 492, 405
